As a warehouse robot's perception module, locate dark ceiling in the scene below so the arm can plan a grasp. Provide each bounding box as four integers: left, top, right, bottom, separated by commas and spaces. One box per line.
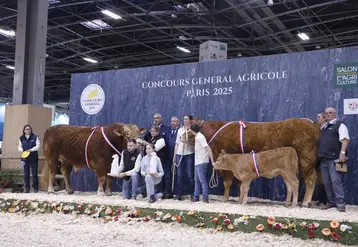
0, 0, 358, 105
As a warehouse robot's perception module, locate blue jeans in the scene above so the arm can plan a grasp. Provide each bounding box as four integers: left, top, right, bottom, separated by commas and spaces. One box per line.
176, 154, 194, 196
320, 158, 345, 206
122, 173, 139, 199
194, 163, 209, 201
23, 161, 38, 191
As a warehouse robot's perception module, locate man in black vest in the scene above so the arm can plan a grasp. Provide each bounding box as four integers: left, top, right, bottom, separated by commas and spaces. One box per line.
116, 139, 142, 200
18, 124, 40, 193
318, 107, 350, 212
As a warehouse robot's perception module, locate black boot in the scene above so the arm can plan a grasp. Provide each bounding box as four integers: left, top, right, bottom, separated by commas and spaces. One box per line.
149, 195, 156, 203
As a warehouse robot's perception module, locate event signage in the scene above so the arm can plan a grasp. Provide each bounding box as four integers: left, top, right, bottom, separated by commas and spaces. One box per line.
333, 62, 358, 88
80, 84, 105, 115
141, 70, 288, 98
344, 98, 358, 115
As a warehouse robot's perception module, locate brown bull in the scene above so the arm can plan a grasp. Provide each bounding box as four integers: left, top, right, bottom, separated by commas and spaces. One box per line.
213, 148, 299, 207
40, 123, 145, 196
186, 118, 320, 207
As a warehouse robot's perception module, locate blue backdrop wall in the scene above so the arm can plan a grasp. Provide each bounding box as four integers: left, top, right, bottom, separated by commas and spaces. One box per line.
69, 46, 358, 205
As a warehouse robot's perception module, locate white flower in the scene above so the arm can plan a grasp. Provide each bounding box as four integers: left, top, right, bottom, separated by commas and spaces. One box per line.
340, 224, 352, 232
31, 202, 39, 209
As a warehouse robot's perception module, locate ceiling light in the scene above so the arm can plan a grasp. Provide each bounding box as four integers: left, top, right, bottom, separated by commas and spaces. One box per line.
81, 20, 112, 30
267, 0, 273, 6
177, 46, 191, 53
101, 10, 122, 20
0, 28, 16, 38
298, 32, 310, 40
237, 52, 242, 57
83, 57, 98, 63
179, 35, 187, 40
46, 54, 49, 57
6, 65, 15, 70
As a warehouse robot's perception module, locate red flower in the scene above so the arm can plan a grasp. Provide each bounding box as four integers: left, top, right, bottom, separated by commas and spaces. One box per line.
268, 224, 273, 229
3, 180, 8, 187
144, 216, 150, 222
308, 229, 314, 238
224, 219, 231, 225
113, 216, 119, 222
275, 223, 281, 230
331, 232, 341, 241
116, 208, 121, 214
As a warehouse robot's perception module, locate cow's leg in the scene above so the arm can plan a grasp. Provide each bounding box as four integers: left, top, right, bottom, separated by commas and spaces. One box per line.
97, 174, 106, 196
60, 160, 74, 194
106, 176, 113, 196
280, 172, 293, 207
241, 180, 251, 205
47, 157, 58, 194
238, 181, 244, 204
291, 176, 299, 207
302, 167, 317, 208
221, 170, 234, 202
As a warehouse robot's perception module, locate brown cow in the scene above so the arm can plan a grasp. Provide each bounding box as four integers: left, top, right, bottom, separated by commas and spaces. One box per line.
213, 148, 299, 207
40, 123, 145, 196
187, 118, 320, 207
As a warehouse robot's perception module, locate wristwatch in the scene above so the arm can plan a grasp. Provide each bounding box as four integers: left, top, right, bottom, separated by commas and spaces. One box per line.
340, 151, 346, 154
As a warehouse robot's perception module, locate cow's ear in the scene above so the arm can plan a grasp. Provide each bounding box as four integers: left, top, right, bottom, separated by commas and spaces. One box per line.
139, 128, 146, 135
113, 124, 124, 136
220, 149, 226, 154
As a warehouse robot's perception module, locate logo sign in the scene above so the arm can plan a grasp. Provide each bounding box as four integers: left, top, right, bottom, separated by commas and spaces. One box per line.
333, 62, 358, 88
344, 98, 358, 115
80, 84, 105, 115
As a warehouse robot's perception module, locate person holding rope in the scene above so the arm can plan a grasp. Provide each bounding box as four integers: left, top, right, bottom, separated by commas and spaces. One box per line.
190, 123, 215, 203
173, 115, 195, 201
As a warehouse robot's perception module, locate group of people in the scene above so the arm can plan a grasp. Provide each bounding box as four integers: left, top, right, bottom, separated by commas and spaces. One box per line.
110, 113, 214, 203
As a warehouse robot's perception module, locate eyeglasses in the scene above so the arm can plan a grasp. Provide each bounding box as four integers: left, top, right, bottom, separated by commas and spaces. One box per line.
325, 112, 335, 115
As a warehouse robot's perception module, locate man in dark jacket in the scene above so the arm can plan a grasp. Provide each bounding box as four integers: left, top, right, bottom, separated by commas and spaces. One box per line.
318, 107, 350, 212
115, 139, 142, 200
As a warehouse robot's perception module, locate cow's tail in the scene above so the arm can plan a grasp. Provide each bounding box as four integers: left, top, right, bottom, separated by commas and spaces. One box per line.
40, 159, 50, 191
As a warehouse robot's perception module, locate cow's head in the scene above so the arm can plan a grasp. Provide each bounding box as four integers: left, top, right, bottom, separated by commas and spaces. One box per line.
113, 123, 146, 140
179, 130, 195, 145
213, 149, 231, 171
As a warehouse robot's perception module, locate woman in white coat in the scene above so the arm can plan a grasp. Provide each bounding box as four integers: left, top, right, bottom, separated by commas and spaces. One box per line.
141, 143, 164, 203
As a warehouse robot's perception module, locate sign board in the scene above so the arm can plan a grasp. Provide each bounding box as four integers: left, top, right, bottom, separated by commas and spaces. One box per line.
80, 84, 105, 115
199, 40, 227, 62
344, 98, 358, 115
333, 62, 358, 88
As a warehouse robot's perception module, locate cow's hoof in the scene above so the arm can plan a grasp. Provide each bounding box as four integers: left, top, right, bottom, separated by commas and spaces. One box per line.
97, 192, 105, 196
105, 192, 112, 196
47, 190, 55, 194
67, 189, 74, 195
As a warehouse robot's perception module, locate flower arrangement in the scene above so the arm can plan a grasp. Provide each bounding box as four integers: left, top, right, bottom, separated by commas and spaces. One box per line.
0, 198, 357, 245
